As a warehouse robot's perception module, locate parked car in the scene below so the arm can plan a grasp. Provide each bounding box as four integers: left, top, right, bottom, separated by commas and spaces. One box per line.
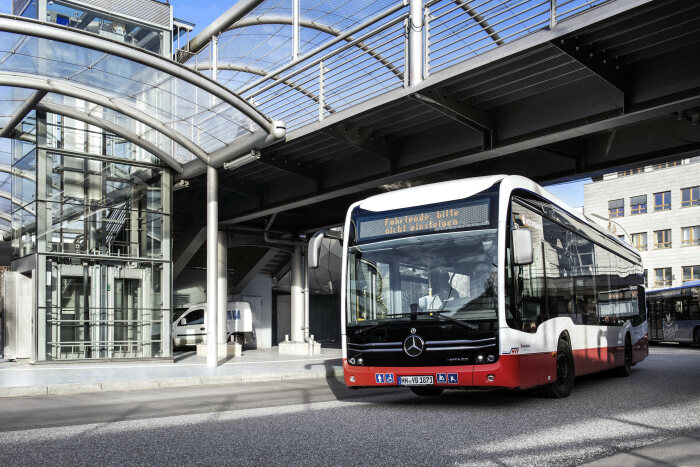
172, 301, 255, 347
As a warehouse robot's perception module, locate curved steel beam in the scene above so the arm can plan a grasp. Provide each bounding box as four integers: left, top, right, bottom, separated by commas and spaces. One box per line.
0, 90, 47, 138
0, 72, 209, 163
182, 0, 265, 59
0, 163, 35, 181
225, 16, 403, 80
193, 62, 335, 114
0, 211, 9, 222
0, 14, 276, 134
453, 0, 504, 46
36, 102, 184, 173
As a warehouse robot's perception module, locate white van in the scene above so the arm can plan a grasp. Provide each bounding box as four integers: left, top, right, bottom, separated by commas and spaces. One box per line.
172, 301, 255, 347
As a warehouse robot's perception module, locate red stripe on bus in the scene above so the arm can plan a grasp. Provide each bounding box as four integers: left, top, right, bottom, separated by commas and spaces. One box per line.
343, 335, 648, 389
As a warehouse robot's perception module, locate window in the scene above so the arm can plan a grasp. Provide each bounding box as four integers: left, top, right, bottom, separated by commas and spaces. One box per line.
654, 230, 672, 249
682, 226, 700, 246
608, 199, 624, 218
631, 232, 647, 250
618, 167, 643, 177
681, 186, 699, 207
654, 268, 672, 288
654, 191, 671, 211
630, 195, 647, 214
653, 161, 680, 170
683, 266, 700, 283
182, 309, 204, 325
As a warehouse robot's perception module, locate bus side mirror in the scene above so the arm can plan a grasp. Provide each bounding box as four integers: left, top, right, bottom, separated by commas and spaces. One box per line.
512, 229, 533, 265
308, 230, 342, 268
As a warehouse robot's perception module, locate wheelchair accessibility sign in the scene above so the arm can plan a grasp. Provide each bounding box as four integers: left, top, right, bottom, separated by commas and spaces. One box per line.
375, 373, 394, 384
436, 373, 447, 384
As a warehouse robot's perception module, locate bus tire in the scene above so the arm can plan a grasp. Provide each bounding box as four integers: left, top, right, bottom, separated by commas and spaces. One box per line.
547, 337, 575, 398
615, 334, 632, 377
409, 387, 444, 397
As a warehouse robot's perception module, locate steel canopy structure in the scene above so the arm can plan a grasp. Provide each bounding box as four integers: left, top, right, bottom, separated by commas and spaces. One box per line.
0, 14, 285, 168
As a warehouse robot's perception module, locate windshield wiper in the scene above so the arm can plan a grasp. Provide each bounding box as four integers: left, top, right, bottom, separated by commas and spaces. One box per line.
352, 319, 408, 336
413, 310, 479, 330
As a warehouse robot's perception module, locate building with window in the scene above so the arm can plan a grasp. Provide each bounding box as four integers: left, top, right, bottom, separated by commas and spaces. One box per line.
584, 158, 700, 290
6, 0, 175, 361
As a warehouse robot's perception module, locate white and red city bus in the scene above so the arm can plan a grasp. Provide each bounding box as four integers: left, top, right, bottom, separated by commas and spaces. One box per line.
311, 175, 648, 397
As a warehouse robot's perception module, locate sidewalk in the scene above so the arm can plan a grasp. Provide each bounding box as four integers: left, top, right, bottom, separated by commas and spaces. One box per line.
0, 347, 343, 398
583, 429, 700, 467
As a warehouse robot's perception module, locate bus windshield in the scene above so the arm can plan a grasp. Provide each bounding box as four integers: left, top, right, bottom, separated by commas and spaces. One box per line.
347, 229, 498, 326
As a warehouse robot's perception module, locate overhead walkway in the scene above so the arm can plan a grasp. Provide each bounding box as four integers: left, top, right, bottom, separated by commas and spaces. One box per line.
172, 0, 700, 235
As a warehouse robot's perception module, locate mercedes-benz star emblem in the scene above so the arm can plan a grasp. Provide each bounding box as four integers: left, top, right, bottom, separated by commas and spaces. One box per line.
403, 334, 424, 357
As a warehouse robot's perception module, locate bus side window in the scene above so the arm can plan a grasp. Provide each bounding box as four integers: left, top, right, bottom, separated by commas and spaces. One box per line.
510, 201, 546, 333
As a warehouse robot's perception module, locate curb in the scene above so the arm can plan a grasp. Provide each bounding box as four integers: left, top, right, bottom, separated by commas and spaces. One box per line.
0, 368, 344, 399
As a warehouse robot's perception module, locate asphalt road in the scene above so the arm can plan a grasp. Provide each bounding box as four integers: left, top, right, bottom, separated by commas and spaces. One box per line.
0, 346, 698, 466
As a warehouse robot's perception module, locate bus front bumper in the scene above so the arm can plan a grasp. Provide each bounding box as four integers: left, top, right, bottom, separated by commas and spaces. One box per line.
343, 353, 557, 390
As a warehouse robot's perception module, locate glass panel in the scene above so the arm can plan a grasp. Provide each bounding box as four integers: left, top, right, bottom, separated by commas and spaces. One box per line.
681, 226, 700, 246
681, 186, 699, 207
631, 232, 647, 250
346, 230, 498, 326
654, 268, 672, 288
654, 230, 671, 249
12, 148, 36, 209
654, 191, 671, 211
608, 198, 624, 218
682, 266, 700, 283
11, 201, 36, 258
46, 0, 166, 55
39, 258, 170, 360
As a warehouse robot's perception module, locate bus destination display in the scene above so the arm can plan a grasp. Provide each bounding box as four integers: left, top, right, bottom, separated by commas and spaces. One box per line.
357, 199, 490, 241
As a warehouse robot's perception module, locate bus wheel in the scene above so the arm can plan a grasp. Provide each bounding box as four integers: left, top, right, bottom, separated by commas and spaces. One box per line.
547, 338, 575, 398
615, 335, 632, 377
409, 387, 444, 397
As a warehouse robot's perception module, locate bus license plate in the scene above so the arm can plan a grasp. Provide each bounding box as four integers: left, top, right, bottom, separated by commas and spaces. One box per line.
399, 376, 434, 386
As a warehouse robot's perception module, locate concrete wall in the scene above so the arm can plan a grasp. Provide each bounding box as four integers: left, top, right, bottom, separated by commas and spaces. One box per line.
233, 274, 273, 349
276, 295, 291, 344
173, 269, 206, 308
584, 161, 700, 290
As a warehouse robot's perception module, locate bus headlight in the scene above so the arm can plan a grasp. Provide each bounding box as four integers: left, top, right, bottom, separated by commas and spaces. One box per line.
350, 376, 356, 382
487, 354, 495, 363
349, 357, 356, 365
476, 355, 484, 363
357, 358, 364, 365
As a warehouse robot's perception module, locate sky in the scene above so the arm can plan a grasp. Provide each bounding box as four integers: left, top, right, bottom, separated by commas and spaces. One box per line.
0, 0, 589, 207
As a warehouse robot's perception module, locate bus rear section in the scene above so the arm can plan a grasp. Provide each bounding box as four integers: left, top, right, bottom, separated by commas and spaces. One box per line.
321, 175, 647, 397
647, 281, 700, 345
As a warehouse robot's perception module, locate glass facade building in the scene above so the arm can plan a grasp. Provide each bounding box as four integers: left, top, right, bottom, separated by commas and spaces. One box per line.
10, 0, 173, 360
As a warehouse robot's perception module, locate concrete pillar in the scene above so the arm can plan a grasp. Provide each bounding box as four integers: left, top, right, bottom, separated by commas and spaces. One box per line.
303, 247, 310, 342
290, 245, 304, 342
206, 165, 218, 367
217, 231, 228, 345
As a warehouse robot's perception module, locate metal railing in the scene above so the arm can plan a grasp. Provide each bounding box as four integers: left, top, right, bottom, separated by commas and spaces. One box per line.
181, 0, 613, 134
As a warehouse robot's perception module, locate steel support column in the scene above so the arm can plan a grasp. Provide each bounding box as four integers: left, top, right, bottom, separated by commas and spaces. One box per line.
206, 165, 218, 367
290, 245, 304, 342
217, 231, 228, 345
292, 0, 300, 60
409, 0, 424, 87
